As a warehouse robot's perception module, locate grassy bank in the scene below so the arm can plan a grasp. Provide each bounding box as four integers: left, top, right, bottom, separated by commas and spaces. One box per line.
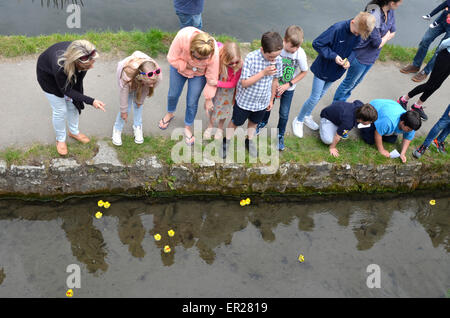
1, 134, 448, 168
0, 29, 435, 64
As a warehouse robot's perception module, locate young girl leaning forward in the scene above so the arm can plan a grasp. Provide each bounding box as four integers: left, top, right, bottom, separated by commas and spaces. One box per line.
203, 42, 243, 140
112, 51, 162, 146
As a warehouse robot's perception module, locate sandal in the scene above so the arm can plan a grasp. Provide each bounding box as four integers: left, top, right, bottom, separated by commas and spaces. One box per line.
158, 115, 175, 130
185, 133, 195, 146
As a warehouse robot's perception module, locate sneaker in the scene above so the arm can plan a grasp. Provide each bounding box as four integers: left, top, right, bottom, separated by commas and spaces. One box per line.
432, 138, 447, 154
245, 138, 258, 158
292, 117, 304, 138
278, 135, 285, 151
397, 96, 408, 110
304, 115, 319, 131
429, 21, 438, 29
412, 70, 428, 82
422, 14, 431, 20
412, 144, 427, 159
256, 121, 267, 136
133, 125, 144, 144
411, 104, 428, 121
400, 64, 420, 74
112, 128, 122, 146
341, 132, 349, 139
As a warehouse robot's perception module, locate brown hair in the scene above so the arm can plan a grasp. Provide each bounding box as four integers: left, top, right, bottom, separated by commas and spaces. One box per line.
261, 31, 283, 53
356, 103, 378, 122
353, 11, 376, 40
219, 42, 242, 81
284, 25, 304, 47
121, 60, 157, 102
190, 32, 215, 58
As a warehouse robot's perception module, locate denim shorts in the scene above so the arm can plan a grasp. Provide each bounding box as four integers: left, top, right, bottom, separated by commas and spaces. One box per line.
231, 103, 267, 126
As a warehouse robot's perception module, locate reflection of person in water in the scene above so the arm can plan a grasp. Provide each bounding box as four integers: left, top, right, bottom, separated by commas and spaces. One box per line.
115, 210, 146, 259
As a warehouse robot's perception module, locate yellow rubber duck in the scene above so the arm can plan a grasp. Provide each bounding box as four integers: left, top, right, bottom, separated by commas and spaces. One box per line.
245, 198, 251, 205
298, 254, 305, 263
95, 212, 103, 219
168, 230, 175, 237
164, 245, 171, 253
240, 200, 246, 207
429, 200, 436, 206
103, 202, 111, 209
97, 200, 104, 207
154, 234, 161, 241
66, 289, 73, 297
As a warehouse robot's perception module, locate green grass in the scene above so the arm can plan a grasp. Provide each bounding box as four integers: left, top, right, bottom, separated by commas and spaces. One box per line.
0, 137, 98, 166
0, 29, 431, 64
111, 133, 449, 167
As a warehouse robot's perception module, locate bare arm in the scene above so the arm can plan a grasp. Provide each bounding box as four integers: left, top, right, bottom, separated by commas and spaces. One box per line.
375, 130, 390, 158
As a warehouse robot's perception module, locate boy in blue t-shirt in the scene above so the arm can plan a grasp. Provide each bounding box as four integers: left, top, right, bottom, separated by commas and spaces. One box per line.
359, 99, 422, 163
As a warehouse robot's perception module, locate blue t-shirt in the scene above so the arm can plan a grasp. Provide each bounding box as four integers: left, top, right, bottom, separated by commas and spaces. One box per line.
370, 99, 415, 140
354, 8, 396, 65
320, 100, 364, 137
173, 0, 204, 15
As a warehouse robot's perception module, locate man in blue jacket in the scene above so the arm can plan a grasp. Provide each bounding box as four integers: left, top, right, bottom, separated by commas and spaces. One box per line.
292, 12, 376, 138
173, 0, 205, 30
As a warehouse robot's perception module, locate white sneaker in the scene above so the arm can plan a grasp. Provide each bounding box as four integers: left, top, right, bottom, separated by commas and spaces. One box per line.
292, 117, 304, 138
112, 127, 122, 146
304, 115, 319, 131
133, 125, 144, 144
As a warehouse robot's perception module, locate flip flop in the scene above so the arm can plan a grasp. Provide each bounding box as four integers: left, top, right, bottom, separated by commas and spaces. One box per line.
185, 133, 195, 146
158, 115, 175, 130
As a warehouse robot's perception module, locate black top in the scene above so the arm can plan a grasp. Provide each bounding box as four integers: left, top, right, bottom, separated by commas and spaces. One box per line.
36, 41, 95, 113
320, 100, 364, 137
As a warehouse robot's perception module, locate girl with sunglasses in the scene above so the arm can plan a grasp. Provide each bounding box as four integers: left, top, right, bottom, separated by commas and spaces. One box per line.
37, 40, 106, 156
203, 41, 243, 140
161, 26, 219, 145
112, 51, 162, 146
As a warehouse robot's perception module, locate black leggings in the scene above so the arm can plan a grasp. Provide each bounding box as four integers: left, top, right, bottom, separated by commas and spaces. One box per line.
408, 49, 450, 102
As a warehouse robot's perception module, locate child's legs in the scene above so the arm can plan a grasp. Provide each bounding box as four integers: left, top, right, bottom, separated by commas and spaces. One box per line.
131, 93, 143, 127
277, 90, 294, 136
65, 98, 80, 136
413, 23, 445, 68
184, 75, 207, 126
45, 92, 69, 142
423, 105, 450, 146
297, 76, 331, 121
217, 118, 226, 130
259, 109, 271, 128
228, 103, 249, 139
418, 50, 450, 102
114, 94, 134, 131
333, 60, 369, 102
319, 117, 338, 145
167, 65, 188, 114
247, 109, 266, 139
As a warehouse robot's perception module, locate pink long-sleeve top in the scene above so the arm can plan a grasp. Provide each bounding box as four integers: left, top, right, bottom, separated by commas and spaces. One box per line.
117, 51, 162, 113
166, 26, 219, 100
217, 66, 242, 89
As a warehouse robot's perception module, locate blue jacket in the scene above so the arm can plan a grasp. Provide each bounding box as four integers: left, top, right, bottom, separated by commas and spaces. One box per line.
310, 20, 361, 82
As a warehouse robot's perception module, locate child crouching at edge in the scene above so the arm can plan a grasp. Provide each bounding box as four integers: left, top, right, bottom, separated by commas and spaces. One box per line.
112, 51, 162, 146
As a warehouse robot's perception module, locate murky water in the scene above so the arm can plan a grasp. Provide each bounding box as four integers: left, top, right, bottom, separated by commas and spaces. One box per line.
0, 193, 448, 297
0, 0, 445, 46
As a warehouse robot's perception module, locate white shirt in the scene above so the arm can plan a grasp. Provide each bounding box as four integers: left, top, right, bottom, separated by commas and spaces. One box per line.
279, 47, 308, 91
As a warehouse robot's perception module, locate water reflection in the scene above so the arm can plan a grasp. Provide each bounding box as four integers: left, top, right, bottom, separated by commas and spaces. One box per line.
0, 194, 448, 273
29, 0, 84, 9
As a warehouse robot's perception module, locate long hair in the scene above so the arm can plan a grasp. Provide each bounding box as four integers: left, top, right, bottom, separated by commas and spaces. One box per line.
190, 32, 215, 58
219, 42, 242, 81
57, 40, 97, 89
121, 60, 157, 102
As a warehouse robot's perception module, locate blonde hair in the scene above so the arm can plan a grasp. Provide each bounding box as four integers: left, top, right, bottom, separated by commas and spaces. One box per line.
190, 32, 215, 58
353, 12, 376, 40
57, 40, 98, 89
284, 25, 304, 47
121, 60, 157, 102
219, 42, 242, 81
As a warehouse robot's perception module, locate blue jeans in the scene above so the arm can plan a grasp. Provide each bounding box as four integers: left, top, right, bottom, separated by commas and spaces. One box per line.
167, 65, 207, 126
114, 91, 143, 131
44, 92, 79, 142
413, 20, 450, 74
297, 76, 333, 122
333, 59, 373, 102
176, 11, 202, 29
259, 90, 295, 136
423, 104, 450, 147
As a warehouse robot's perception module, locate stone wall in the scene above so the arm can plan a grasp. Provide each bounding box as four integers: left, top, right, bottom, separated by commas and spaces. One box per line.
0, 141, 448, 198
